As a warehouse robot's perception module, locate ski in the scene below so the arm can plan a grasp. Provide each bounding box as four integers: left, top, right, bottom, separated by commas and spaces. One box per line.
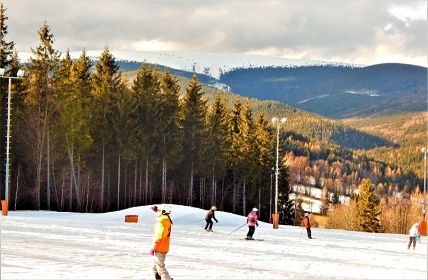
242, 238, 264, 241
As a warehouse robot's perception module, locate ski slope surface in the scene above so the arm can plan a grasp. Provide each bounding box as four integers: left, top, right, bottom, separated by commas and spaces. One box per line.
1, 205, 427, 279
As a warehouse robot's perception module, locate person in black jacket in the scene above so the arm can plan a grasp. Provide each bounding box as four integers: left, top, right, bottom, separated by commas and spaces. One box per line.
204, 206, 218, 232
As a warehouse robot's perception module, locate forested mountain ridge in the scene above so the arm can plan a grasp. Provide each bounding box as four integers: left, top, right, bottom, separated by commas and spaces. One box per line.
218, 63, 427, 119
118, 59, 427, 120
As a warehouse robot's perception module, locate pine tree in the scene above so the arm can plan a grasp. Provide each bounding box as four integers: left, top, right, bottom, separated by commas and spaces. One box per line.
356, 178, 381, 232
180, 74, 207, 207
279, 163, 295, 225
205, 92, 231, 207
131, 63, 160, 205
23, 21, 60, 210
90, 46, 122, 211
157, 69, 182, 203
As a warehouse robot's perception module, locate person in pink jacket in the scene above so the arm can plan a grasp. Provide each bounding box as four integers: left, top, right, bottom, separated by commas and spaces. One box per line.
246, 208, 259, 240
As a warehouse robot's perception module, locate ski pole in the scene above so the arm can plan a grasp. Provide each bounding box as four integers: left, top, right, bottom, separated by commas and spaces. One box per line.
299, 227, 304, 238
229, 223, 247, 235
194, 218, 204, 222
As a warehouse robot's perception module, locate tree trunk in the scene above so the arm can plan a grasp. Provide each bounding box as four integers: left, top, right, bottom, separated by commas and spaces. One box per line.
100, 143, 105, 212
46, 130, 50, 210
117, 153, 121, 210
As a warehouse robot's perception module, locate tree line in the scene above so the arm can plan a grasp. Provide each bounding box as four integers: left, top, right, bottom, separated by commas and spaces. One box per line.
0, 19, 294, 222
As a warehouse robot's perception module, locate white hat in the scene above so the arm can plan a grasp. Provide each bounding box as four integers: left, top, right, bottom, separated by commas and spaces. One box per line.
252, 208, 258, 212
161, 204, 171, 214
304, 213, 309, 217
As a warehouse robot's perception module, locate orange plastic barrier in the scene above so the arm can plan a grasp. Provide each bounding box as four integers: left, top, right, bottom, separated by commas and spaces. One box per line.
1, 200, 8, 216
125, 215, 138, 223
420, 220, 427, 236
272, 213, 279, 229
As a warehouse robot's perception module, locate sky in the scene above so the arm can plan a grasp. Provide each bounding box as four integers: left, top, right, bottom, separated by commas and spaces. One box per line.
2, 0, 427, 68
1, 205, 427, 279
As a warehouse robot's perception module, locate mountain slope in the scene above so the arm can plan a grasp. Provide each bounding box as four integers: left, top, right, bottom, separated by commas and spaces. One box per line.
219, 63, 427, 119
42, 50, 425, 119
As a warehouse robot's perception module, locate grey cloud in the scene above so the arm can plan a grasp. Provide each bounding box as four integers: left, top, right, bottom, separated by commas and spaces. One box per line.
2, 0, 426, 66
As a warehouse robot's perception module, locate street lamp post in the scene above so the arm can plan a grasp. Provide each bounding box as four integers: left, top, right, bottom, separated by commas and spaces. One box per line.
271, 117, 286, 229
422, 147, 427, 222
1, 68, 25, 216
269, 172, 272, 221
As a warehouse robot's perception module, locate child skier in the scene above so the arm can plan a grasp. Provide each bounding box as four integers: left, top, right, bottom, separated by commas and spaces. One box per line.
246, 208, 259, 240
204, 206, 219, 232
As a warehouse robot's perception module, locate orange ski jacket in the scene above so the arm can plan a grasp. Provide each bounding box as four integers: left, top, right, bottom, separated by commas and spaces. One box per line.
152, 214, 173, 253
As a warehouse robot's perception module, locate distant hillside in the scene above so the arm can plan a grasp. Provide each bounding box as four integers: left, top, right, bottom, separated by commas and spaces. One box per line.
219, 63, 427, 119
58, 50, 424, 120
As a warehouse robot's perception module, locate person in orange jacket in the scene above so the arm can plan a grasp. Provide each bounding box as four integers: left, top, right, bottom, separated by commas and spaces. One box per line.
150, 204, 173, 280
302, 212, 312, 239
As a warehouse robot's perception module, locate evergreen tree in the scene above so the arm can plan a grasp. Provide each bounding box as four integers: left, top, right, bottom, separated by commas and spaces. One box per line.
205, 92, 231, 208
180, 74, 208, 207
157, 69, 182, 203
278, 163, 295, 225
131, 63, 161, 205
356, 178, 381, 232
90, 46, 122, 211
253, 111, 274, 221
23, 21, 60, 210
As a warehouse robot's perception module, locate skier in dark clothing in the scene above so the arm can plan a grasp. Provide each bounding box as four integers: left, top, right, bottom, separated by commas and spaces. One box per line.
204, 206, 218, 232
302, 213, 312, 239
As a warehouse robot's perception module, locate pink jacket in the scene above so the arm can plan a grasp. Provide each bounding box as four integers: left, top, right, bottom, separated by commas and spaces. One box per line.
247, 211, 258, 226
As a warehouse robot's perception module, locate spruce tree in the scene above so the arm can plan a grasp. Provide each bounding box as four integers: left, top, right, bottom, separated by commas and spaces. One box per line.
279, 163, 295, 225
205, 92, 231, 207
24, 21, 60, 210
356, 178, 381, 232
180, 74, 207, 206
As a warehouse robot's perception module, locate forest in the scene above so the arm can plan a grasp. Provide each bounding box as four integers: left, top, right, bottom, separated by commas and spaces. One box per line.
0, 6, 426, 234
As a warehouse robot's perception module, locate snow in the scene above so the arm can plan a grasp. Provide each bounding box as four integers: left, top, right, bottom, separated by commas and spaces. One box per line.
1, 205, 427, 279
18, 50, 365, 81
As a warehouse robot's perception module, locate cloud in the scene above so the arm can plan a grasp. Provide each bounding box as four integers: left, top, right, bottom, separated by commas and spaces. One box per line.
2, 0, 426, 67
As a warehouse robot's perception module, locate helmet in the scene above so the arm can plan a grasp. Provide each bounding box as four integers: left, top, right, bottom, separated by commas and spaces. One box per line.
161, 204, 171, 214
252, 208, 258, 212
304, 213, 309, 217
211, 206, 217, 211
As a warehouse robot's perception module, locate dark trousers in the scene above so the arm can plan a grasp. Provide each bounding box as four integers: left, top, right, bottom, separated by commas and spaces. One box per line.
205, 219, 213, 230
306, 227, 312, 238
408, 236, 416, 249
247, 225, 255, 237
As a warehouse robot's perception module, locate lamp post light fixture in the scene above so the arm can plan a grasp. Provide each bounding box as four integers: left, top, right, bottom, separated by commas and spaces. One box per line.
1, 68, 25, 216
271, 117, 286, 229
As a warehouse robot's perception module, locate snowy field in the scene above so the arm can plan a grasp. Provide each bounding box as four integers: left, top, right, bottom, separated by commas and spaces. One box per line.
1, 205, 427, 279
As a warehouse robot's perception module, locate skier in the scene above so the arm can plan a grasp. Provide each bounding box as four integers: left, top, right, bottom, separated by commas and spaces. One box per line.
407, 222, 420, 250
204, 206, 218, 232
302, 212, 312, 239
246, 208, 259, 240
150, 204, 173, 280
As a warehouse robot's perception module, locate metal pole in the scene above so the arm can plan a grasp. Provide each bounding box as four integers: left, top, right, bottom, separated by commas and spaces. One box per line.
275, 122, 279, 216
423, 147, 427, 221
5, 77, 11, 204
271, 117, 286, 229
269, 173, 272, 220
1, 69, 24, 215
